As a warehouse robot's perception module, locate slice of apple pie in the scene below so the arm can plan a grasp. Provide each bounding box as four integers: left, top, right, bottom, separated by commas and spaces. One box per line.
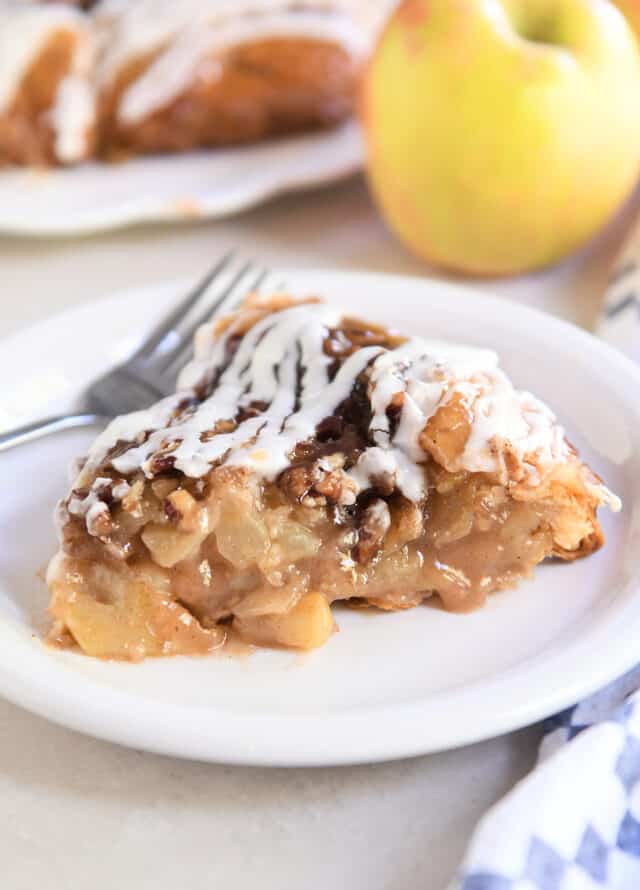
47, 294, 620, 660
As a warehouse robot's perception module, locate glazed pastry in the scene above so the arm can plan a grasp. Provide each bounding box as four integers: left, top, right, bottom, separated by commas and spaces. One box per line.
47, 294, 620, 660
0, 0, 369, 165
93, 0, 367, 157
0, 3, 95, 165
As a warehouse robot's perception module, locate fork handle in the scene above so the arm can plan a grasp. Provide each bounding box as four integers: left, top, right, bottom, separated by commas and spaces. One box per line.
0, 413, 108, 454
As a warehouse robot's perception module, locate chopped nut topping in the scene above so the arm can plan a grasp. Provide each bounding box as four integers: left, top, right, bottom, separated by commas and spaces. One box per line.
200, 419, 237, 442
280, 465, 319, 502
353, 498, 391, 564
281, 457, 356, 507
147, 453, 177, 477
314, 468, 357, 506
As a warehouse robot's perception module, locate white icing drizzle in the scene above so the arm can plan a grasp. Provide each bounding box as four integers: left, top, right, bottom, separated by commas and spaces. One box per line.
0, 4, 95, 162
49, 74, 95, 163
74, 301, 621, 514
93, 0, 368, 125
0, 5, 74, 112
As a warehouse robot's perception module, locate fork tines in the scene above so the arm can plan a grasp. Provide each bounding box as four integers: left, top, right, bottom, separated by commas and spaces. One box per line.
132, 253, 272, 375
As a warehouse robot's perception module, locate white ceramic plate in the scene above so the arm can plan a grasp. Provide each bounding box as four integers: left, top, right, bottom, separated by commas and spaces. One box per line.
1, 269, 639, 766
0, 122, 361, 237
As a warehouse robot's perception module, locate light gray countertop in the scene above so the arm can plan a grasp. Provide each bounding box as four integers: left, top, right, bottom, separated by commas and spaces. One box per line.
0, 177, 634, 890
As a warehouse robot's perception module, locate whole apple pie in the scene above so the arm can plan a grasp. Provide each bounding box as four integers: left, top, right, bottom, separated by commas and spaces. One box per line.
0, 0, 370, 166
47, 294, 620, 659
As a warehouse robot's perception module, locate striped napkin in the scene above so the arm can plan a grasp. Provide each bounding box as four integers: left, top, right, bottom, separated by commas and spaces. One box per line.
449, 224, 640, 890
596, 224, 640, 362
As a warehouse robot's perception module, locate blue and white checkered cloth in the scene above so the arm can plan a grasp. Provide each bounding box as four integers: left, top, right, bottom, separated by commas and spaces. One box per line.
451, 668, 640, 889
450, 236, 640, 890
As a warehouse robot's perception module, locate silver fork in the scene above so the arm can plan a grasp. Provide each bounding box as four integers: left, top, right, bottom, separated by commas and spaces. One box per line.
0, 253, 272, 453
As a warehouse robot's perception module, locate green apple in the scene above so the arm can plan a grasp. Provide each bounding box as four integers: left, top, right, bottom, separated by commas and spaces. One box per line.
362, 0, 640, 276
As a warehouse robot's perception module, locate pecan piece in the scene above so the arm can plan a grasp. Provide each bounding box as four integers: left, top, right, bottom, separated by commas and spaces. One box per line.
200, 419, 237, 442
314, 468, 357, 506
280, 465, 319, 502
147, 453, 176, 477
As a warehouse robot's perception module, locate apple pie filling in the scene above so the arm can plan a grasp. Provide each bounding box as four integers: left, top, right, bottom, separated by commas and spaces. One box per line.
47, 295, 619, 659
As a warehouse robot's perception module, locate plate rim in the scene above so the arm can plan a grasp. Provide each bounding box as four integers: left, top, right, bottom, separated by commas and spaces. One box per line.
1, 267, 639, 766
0, 122, 362, 237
